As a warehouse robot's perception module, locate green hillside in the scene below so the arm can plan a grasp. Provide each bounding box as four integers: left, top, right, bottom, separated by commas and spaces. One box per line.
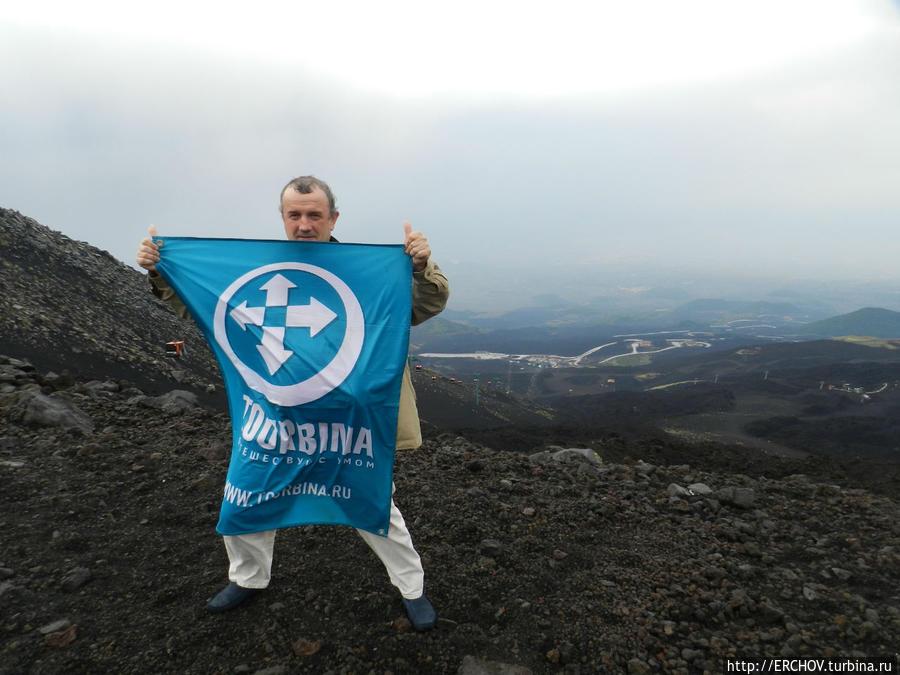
804, 307, 900, 338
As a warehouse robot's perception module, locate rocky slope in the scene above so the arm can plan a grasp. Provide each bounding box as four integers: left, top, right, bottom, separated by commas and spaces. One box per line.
1, 355, 898, 674
0, 208, 221, 396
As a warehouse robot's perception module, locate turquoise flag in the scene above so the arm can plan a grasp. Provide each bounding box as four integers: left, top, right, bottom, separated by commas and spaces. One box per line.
154, 237, 412, 537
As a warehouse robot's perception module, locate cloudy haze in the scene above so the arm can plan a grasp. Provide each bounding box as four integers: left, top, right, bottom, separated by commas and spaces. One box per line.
2, 1, 899, 310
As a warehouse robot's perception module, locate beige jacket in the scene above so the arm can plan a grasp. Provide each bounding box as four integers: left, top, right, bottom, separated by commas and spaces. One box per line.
149, 256, 449, 450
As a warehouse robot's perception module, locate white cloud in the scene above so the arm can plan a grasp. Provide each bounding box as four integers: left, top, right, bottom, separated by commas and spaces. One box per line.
4, 0, 894, 97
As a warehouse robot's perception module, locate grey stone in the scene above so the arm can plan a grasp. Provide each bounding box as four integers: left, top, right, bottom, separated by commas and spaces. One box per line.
479, 539, 504, 557
627, 658, 650, 674
831, 567, 852, 580
760, 601, 786, 622
80, 379, 120, 394
458, 655, 533, 675
716, 486, 756, 508
465, 459, 485, 472
39, 618, 71, 635
196, 442, 229, 462
0, 364, 27, 382
19, 391, 94, 434
551, 447, 600, 464
141, 389, 199, 415
62, 566, 92, 592
667, 483, 692, 498
635, 460, 656, 474
466, 486, 490, 501
557, 640, 576, 663
577, 461, 603, 475
528, 450, 553, 464
250, 667, 287, 675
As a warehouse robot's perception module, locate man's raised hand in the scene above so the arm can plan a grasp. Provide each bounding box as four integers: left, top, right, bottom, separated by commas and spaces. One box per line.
403, 222, 431, 272
136, 224, 160, 273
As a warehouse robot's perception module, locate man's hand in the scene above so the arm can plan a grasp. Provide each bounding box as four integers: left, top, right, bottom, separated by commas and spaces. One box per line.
403, 222, 431, 272
136, 224, 160, 273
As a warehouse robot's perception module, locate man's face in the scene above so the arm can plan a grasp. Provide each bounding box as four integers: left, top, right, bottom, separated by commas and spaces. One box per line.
281, 186, 338, 242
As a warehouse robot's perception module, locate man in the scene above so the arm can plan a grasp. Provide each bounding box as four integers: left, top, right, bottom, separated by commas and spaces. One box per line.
135, 176, 449, 630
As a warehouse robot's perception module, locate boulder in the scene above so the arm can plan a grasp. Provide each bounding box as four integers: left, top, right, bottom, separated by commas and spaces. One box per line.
715, 486, 756, 509
8, 391, 94, 435
458, 655, 533, 675
529, 447, 601, 466
140, 390, 199, 415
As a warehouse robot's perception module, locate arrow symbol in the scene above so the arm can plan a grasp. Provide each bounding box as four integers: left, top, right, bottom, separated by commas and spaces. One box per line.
286, 297, 337, 337
230, 300, 266, 330
226, 273, 338, 375
257, 326, 293, 375
260, 274, 296, 306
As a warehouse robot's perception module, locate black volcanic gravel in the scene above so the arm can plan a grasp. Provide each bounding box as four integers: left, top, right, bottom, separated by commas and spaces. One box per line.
1, 356, 898, 674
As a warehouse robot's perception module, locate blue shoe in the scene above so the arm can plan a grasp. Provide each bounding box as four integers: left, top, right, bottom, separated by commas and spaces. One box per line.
402, 595, 437, 631
205, 582, 260, 613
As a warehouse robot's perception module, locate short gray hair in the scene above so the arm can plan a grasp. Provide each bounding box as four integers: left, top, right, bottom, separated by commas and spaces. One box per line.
279, 176, 337, 217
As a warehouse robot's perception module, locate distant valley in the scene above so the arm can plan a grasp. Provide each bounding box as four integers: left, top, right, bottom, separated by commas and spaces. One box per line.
412, 302, 900, 378
411, 305, 900, 465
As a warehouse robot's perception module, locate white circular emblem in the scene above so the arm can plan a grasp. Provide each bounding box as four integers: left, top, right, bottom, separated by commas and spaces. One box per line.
213, 262, 364, 406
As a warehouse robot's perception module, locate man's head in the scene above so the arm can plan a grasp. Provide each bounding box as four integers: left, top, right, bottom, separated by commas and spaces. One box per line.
280, 175, 339, 242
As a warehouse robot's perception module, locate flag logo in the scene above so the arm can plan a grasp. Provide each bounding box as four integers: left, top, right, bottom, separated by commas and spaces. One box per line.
213, 262, 365, 407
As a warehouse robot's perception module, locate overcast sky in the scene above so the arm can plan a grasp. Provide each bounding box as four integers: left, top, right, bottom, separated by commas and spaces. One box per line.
2, 1, 899, 310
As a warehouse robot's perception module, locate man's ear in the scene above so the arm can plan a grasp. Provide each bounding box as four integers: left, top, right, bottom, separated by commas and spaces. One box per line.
330, 210, 340, 230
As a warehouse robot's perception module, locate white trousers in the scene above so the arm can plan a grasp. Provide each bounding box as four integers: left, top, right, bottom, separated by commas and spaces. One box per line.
223, 496, 425, 599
